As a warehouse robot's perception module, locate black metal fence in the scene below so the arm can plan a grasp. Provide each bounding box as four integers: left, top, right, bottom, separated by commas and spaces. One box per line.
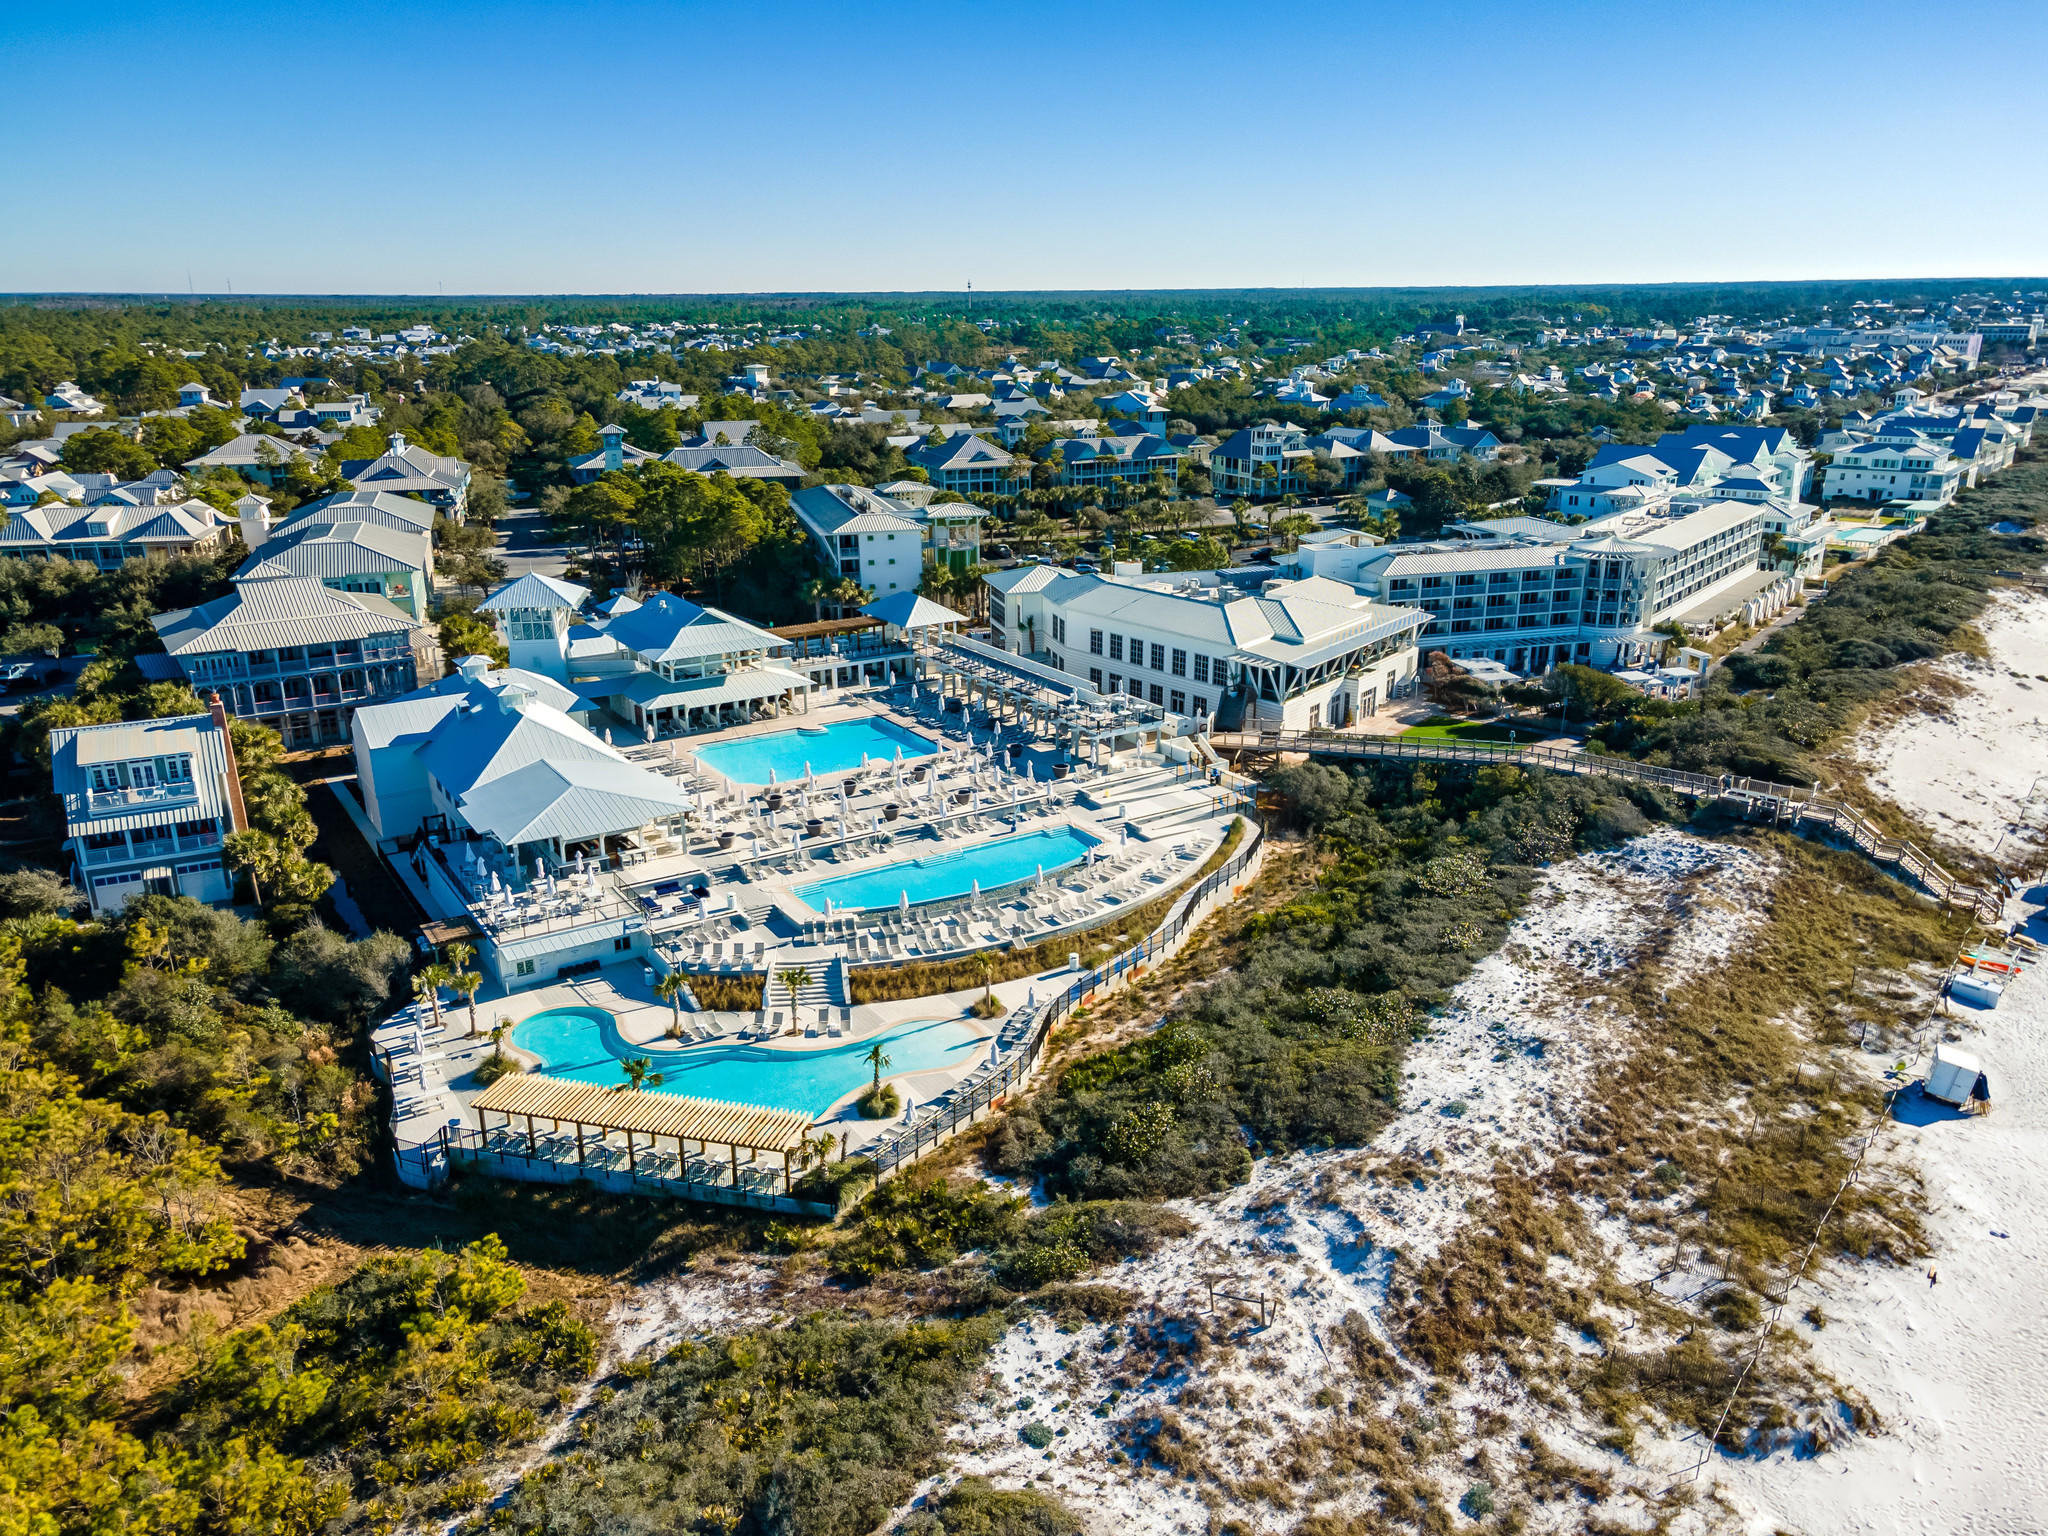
861, 820, 1266, 1178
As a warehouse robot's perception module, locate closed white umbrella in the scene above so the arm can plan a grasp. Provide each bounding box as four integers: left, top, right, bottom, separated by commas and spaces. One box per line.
899, 890, 910, 915
893, 745, 903, 765
1035, 864, 1045, 888
768, 764, 778, 786
804, 759, 813, 784
861, 751, 870, 769
971, 878, 981, 901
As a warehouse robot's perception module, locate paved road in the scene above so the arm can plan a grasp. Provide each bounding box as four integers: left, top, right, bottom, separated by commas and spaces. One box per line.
493, 507, 577, 582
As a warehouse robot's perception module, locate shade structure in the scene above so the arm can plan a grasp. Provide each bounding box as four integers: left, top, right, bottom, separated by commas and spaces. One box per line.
469, 1072, 815, 1189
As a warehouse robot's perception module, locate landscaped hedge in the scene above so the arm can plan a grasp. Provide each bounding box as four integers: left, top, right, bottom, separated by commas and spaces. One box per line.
846, 817, 1247, 1004
690, 970, 764, 1011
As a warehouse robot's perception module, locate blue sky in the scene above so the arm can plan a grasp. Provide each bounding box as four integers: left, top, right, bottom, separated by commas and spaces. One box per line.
7, 0, 2046, 294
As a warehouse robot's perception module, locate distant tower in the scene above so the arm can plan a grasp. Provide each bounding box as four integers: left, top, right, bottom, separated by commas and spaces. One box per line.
599, 423, 627, 473
477, 574, 590, 683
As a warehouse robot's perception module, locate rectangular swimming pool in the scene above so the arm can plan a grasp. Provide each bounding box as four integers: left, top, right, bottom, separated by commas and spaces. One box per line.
693, 716, 937, 787
508, 1006, 986, 1117
794, 825, 1099, 912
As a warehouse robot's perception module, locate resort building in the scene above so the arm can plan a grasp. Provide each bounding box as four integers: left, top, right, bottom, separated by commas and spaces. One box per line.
353, 660, 692, 988
48, 703, 244, 915
182, 433, 315, 485
151, 574, 435, 748
1822, 438, 1966, 506
984, 563, 1427, 730
286, 487, 440, 539
567, 424, 657, 483
791, 483, 986, 597
1286, 497, 1776, 671
478, 575, 817, 739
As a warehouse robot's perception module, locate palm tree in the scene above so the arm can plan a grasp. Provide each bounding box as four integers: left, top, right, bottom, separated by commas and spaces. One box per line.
830, 576, 873, 616
654, 970, 690, 1037
411, 963, 452, 1030
485, 1016, 513, 1070
779, 965, 811, 1031
800, 576, 831, 623
862, 1039, 891, 1094
973, 950, 996, 1006
797, 1130, 836, 1171
445, 942, 483, 1037
617, 1056, 665, 1093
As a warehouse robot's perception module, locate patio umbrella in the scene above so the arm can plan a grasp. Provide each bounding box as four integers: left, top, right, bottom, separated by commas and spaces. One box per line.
861, 751, 869, 769
768, 764, 778, 786
490, 869, 503, 896
971, 878, 981, 901
804, 759, 813, 784
533, 857, 545, 886
1035, 864, 1045, 888
899, 890, 910, 915
1027, 987, 1036, 1008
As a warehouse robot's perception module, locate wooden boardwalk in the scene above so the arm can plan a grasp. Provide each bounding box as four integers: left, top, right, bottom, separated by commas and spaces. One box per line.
1211, 730, 2003, 921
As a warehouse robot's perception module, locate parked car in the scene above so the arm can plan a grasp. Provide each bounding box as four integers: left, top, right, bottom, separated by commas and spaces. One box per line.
990, 542, 1014, 560
1072, 559, 1099, 574
1, 661, 43, 690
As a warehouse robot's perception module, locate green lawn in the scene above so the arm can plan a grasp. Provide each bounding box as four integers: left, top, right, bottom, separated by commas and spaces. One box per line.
1397, 719, 1558, 745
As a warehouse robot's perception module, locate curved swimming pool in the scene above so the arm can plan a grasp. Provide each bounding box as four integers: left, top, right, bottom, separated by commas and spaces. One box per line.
508, 1006, 986, 1117
693, 717, 937, 787
793, 825, 1099, 912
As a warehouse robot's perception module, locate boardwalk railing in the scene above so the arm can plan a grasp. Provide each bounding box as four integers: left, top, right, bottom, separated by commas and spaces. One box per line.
860, 820, 1266, 1180
1211, 730, 2002, 921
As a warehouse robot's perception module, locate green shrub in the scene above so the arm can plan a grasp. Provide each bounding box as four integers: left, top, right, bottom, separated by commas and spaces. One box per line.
858, 1082, 902, 1119
897, 1475, 1082, 1535
487, 1310, 1002, 1536
990, 767, 1664, 1201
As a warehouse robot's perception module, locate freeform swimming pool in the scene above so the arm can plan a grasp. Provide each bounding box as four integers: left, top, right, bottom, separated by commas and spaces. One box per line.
692, 717, 936, 787
508, 1006, 986, 1117
793, 825, 1099, 912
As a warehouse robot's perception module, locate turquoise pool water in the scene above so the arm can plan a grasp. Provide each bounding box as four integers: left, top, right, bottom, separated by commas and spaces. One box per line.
693, 717, 936, 786
508, 1006, 985, 1117
793, 825, 1098, 912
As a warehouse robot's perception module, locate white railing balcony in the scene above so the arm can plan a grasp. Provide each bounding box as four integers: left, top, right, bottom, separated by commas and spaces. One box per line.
87, 782, 198, 810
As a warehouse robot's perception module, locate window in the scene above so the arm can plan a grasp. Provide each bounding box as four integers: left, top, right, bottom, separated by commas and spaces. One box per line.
1129, 634, 1145, 664
1089, 628, 1103, 655
1150, 643, 1165, 671
1169, 690, 1185, 713
1149, 684, 1164, 705
515, 959, 535, 976
1193, 654, 1209, 683
613, 935, 633, 953
1108, 673, 1121, 692
1089, 667, 1103, 688
1128, 677, 1144, 698
1193, 695, 1208, 715
1212, 656, 1230, 684
1109, 633, 1123, 661
1170, 648, 1186, 677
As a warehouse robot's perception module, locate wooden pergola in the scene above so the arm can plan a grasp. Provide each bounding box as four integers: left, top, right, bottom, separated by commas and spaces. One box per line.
469, 1073, 815, 1191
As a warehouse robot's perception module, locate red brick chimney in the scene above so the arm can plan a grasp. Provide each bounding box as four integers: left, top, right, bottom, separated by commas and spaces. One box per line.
209, 691, 250, 833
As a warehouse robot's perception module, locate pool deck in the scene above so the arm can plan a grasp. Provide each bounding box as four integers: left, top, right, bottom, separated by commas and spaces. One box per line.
378, 954, 1086, 1160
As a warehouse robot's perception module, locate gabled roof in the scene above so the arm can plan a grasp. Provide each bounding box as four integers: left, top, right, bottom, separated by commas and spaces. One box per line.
659, 444, 803, 478
339, 440, 469, 495
480, 572, 590, 613
456, 755, 689, 847
790, 484, 921, 537
152, 576, 422, 656
597, 590, 783, 664
905, 434, 1015, 473
237, 519, 429, 581
183, 433, 314, 470
285, 488, 439, 536
863, 590, 966, 631
414, 684, 624, 800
